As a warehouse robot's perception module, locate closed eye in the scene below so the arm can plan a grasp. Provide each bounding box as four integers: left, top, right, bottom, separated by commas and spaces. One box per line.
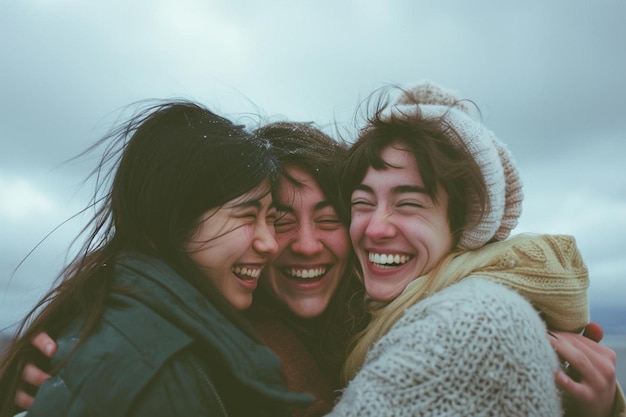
316, 217, 343, 230
266, 213, 277, 225
398, 202, 424, 208
317, 218, 341, 224
274, 216, 297, 233
351, 200, 374, 207
239, 212, 258, 220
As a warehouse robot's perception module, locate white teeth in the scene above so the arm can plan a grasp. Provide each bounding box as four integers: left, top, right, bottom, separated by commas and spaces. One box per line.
368, 252, 410, 266
232, 266, 261, 281
286, 267, 327, 279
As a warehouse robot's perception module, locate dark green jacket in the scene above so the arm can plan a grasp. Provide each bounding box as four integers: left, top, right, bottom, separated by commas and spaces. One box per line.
26, 254, 311, 416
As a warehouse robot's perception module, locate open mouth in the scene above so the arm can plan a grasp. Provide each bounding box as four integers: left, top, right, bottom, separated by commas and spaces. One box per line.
368, 252, 412, 270
281, 266, 328, 281
231, 265, 261, 282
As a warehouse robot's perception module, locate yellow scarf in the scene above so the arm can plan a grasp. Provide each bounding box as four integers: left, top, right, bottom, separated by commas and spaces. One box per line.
440, 233, 589, 332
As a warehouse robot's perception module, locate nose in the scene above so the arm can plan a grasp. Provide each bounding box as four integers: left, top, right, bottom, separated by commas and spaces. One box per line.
364, 207, 396, 241
290, 222, 324, 256
253, 220, 279, 256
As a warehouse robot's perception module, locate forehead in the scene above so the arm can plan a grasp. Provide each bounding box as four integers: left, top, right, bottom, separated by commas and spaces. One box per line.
362, 145, 421, 181
277, 166, 325, 203
379, 144, 415, 167
282, 165, 315, 184
223, 180, 272, 207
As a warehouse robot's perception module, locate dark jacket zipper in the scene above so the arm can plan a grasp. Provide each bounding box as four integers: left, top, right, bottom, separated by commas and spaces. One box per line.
191, 355, 229, 417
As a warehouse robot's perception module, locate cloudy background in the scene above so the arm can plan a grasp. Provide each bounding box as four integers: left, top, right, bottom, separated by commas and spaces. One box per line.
1, 0, 625, 382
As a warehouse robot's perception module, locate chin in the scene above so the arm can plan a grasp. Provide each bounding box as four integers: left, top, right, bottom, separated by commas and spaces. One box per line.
291, 304, 326, 319
231, 297, 253, 311
365, 284, 399, 303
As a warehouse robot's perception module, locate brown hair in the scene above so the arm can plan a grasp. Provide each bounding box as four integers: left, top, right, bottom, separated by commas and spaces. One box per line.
253, 121, 367, 389
341, 89, 488, 247
339, 87, 490, 382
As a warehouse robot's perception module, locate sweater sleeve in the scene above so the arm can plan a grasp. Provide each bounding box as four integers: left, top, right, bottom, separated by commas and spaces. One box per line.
327, 278, 563, 417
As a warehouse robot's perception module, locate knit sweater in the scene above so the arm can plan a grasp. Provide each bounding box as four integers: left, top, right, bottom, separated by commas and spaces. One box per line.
327, 278, 561, 416
328, 234, 591, 416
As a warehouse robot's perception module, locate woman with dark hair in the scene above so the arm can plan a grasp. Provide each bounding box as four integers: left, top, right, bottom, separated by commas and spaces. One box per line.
245, 122, 364, 416
8, 120, 362, 417
0, 101, 310, 416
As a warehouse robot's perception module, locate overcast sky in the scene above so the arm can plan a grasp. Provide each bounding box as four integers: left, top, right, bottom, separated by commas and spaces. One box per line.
1, 0, 625, 336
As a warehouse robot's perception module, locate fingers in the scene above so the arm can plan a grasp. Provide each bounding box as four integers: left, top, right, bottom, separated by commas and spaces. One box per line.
31, 332, 57, 358
548, 330, 617, 416
582, 322, 604, 343
550, 332, 616, 382
562, 332, 615, 365
15, 390, 35, 410
17, 362, 51, 410
22, 362, 51, 387
13, 333, 56, 411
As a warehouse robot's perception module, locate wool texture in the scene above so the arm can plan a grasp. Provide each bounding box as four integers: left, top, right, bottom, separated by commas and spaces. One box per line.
440, 234, 589, 332
327, 279, 562, 417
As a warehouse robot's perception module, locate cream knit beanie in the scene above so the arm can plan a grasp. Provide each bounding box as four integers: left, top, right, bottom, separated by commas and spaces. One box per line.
390, 81, 523, 249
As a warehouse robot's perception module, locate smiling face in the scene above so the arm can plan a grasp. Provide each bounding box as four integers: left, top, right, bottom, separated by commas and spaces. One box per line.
261, 166, 350, 318
349, 144, 454, 302
185, 181, 279, 310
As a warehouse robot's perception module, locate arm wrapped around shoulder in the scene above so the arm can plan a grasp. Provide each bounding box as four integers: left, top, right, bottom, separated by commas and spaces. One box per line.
328, 277, 562, 417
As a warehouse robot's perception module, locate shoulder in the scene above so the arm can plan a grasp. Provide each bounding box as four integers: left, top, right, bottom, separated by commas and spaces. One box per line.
379, 278, 554, 366
339, 278, 563, 416
407, 277, 537, 324
113, 252, 186, 286
37, 309, 196, 415
30, 344, 222, 416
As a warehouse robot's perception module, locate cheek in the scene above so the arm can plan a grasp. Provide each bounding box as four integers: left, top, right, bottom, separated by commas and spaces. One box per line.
399, 218, 447, 249
424, 221, 454, 258
187, 247, 214, 274
238, 225, 257, 245
274, 231, 293, 249
349, 214, 369, 244
210, 226, 253, 261
184, 231, 213, 265
271, 231, 295, 260
324, 229, 351, 258
336, 230, 351, 256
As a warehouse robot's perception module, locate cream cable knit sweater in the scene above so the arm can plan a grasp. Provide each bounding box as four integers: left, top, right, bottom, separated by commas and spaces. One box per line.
327, 235, 588, 417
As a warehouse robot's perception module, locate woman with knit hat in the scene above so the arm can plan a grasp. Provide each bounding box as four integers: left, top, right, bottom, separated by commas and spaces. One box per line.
326, 82, 623, 416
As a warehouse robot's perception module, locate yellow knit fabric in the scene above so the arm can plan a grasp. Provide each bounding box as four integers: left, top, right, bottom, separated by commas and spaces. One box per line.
443, 233, 589, 332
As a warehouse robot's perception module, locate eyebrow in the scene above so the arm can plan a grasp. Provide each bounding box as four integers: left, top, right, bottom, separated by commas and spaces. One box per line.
353, 184, 429, 195
275, 200, 332, 213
